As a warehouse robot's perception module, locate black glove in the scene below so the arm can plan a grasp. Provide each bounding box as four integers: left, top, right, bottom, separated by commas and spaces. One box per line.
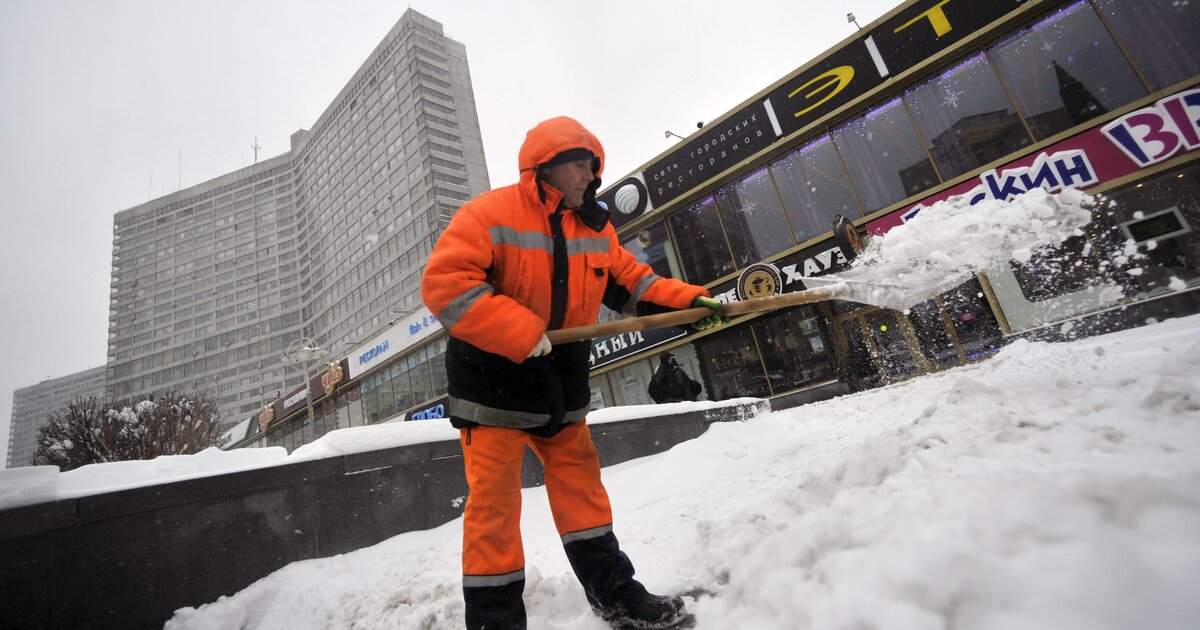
578, 177, 611, 232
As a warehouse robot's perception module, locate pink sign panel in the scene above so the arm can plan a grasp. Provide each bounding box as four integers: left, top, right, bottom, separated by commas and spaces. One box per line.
866, 86, 1200, 236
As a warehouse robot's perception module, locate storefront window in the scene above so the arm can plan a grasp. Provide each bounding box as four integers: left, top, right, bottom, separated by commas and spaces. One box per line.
1100, 164, 1200, 297
833, 98, 938, 213
714, 169, 795, 267
770, 135, 862, 243
668, 197, 736, 284
904, 53, 1032, 181
345, 388, 364, 427
605, 360, 655, 406
865, 310, 918, 379
361, 372, 383, 424
907, 299, 959, 366
695, 325, 770, 400
989, 0, 1146, 140
1009, 201, 1140, 304
588, 373, 612, 410
282, 416, 306, 452
748, 306, 835, 394
622, 221, 683, 280
1093, 0, 1200, 90
263, 424, 282, 449
429, 337, 449, 396
410, 347, 433, 404
838, 318, 881, 392
390, 360, 414, 414
314, 399, 335, 439
1009, 232, 1107, 301
940, 279, 1004, 360
334, 392, 353, 430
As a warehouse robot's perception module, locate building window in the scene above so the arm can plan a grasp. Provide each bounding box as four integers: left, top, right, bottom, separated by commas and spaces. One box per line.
904, 53, 1032, 181
695, 325, 770, 400
1098, 164, 1200, 298
1093, 0, 1200, 91
770, 135, 862, 243
714, 168, 795, 267
832, 97, 938, 213
603, 360, 655, 407
668, 197, 736, 285
622, 221, 683, 281
989, 0, 1147, 140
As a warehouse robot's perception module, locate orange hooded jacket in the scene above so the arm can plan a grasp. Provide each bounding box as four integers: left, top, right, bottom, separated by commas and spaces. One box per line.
421, 117, 707, 431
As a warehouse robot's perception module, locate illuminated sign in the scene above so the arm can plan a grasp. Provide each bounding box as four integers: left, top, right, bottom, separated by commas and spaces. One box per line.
1102, 89, 1200, 168
358, 340, 389, 366
410, 403, 446, 421
283, 390, 308, 411
346, 306, 442, 380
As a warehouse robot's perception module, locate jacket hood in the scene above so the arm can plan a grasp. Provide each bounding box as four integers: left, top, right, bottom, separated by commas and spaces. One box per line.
518, 116, 605, 178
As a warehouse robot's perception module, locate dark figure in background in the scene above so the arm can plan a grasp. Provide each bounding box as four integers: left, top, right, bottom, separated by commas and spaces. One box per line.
649, 352, 701, 403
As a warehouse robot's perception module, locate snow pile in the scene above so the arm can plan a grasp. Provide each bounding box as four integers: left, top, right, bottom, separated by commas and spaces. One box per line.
830, 189, 1098, 309
167, 314, 1200, 630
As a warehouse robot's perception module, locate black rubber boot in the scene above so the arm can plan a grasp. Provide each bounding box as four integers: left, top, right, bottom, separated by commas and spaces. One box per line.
562, 531, 687, 629
597, 581, 687, 629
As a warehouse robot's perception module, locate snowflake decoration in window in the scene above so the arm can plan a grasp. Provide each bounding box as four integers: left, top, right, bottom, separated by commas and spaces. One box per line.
1041, 40, 1056, 52
738, 201, 761, 216
941, 87, 964, 108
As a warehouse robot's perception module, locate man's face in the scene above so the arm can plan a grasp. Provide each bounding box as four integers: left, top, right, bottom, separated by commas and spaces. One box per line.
541, 158, 594, 209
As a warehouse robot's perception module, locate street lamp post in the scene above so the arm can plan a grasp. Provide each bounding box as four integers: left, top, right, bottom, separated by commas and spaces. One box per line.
282, 337, 324, 445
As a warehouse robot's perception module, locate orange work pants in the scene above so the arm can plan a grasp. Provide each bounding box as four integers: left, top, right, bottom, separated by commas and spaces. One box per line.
460, 420, 613, 581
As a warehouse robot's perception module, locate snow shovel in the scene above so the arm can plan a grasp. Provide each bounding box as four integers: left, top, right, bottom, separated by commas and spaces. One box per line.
546, 216, 919, 345
545, 188, 1096, 346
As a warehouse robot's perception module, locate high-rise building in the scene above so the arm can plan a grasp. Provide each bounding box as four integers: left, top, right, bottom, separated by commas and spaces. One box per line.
290, 9, 489, 357
7, 366, 106, 468
106, 155, 302, 422
102, 8, 489, 425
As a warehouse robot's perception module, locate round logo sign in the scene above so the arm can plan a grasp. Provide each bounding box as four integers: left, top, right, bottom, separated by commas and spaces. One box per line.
736, 263, 783, 301
609, 176, 648, 216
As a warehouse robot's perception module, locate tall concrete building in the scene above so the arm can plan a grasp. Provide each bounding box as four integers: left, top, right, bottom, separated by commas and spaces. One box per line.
106, 155, 302, 421
102, 8, 489, 426
290, 9, 489, 357
7, 366, 106, 468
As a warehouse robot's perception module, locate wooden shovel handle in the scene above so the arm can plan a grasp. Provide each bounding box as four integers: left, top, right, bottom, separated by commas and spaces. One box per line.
546, 285, 842, 345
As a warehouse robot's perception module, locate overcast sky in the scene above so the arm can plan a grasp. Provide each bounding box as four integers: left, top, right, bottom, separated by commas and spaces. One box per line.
0, 0, 901, 462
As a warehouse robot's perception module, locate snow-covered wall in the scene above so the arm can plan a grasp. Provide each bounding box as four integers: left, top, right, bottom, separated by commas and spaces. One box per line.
0, 399, 771, 630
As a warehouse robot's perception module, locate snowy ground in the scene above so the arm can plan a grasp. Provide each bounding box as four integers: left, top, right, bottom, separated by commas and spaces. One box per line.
165, 314, 1200, 630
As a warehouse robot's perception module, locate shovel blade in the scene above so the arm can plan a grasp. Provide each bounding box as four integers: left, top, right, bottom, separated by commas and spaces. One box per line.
801, 273, 968, 311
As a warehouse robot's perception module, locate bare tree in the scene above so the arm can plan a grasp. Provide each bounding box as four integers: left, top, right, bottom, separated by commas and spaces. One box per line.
31, 390, 223, 471
31, 396, 123, 471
